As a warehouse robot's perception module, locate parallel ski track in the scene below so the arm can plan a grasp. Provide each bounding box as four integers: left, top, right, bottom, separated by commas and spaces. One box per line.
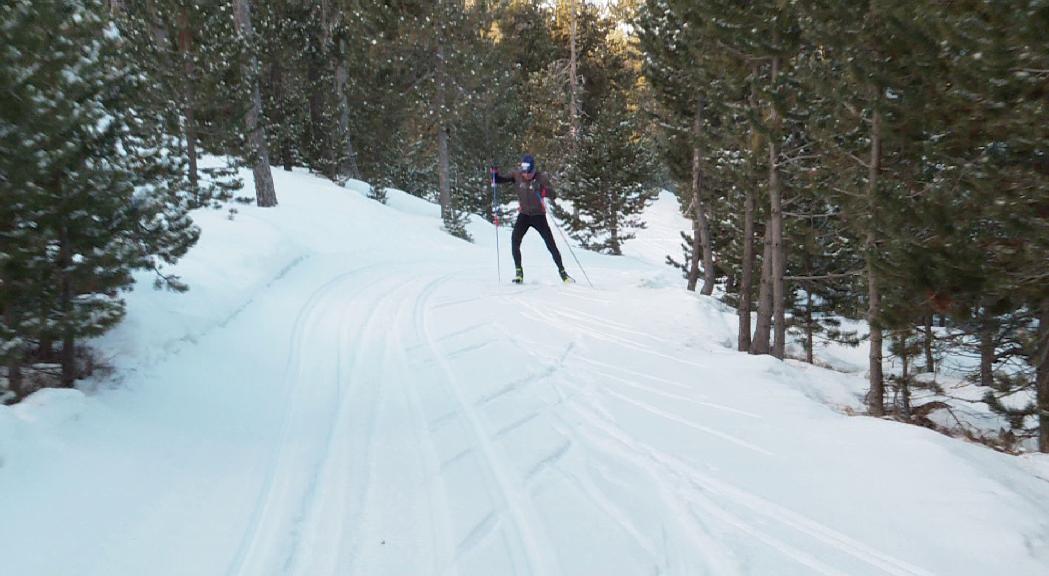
225, 264, 370, 576
501, 298, 936, 576
284, 273, 422, 575
415, 273, 557, 575
226, 265, 936, 576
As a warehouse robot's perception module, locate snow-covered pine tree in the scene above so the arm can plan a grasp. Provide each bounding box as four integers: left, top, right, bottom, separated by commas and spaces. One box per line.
653, 0, 802, 359
641, 0, 775, 352
256, 0, 311, 173
559, 89, 659, 255
637, 0, 754, 297
291, 0, 361, 183
888, 0, 1049, 448
977, 0, 1049, 452
328, 1, 364, 183
796, 0, 941, 415
114, 0, 244, 208
0, 13, 52, 397
348, 0, 506, 239
1, 0, 199, 393
327, 1, 416, 193
525, 6, 657, 255
729, 0, 802, 361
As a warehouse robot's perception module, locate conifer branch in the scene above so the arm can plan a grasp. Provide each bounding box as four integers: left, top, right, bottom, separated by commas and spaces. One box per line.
784, 270, 864, 282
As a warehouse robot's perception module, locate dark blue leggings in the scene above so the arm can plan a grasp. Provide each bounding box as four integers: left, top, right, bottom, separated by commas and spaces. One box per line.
511, 214, 564, 271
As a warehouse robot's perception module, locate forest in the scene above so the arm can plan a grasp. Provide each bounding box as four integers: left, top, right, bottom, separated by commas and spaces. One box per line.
1, 0, 1047, 452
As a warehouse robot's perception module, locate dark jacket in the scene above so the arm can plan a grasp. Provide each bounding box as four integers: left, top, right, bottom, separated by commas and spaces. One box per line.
495, 170, 557, 216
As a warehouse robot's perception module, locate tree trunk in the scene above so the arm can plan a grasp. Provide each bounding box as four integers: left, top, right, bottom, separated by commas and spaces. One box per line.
8, 356, 23, 399
318, 2, 337, 179
898, 332, 911, 419
738, 65, 760, 353
145, 0, 169, 48
306, 53, 324, 173
568, 0, 580, 147
866, 108, 884, 417
751, 223, 773, 355
769, 55, 786, 360
61, 332, 76, 387
334, 37, 360, 182
724, 269, 737, 294
38, 332, 54, 363
177, 7, 199, 198
737, 189, 756, 351
1036, 297, 1049, 453
305, 0, 336, 178
233, 0, 277, 207
4, 303, 24, 398
923, 314, 935, 373
686, 98, 715, 295
805, 290, 814, 364
58, 225, 76, 388
305, 5, 328, 176
269, 57, 293, 172
979, 312, 996, 388
436, 43, 451, 221
686, 216, 701, 292
184, 106, 199, 194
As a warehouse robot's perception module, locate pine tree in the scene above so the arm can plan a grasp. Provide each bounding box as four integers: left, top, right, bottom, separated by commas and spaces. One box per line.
900, 0, 1049, 447
1, 0, 199, 393
256, 0, 311, 172
797, 0, 940, 415
345, 0, 529, 238
636, 0, 715, 292
115, 0, 245, 208
336, 1, 418, 190
559, 90, 659, 255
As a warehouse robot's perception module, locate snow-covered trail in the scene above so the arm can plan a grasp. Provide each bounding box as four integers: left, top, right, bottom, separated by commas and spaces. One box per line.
215, 261, 932, 576
2, 171, 1049, 576
221, 264, 1046, 576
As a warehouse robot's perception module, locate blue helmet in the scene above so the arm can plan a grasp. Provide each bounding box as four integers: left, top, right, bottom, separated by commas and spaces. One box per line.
520, 154, 536, 174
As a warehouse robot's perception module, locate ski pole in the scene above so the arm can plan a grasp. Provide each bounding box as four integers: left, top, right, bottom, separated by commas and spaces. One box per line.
491, 167, 501, 283
539, 193, 594, 288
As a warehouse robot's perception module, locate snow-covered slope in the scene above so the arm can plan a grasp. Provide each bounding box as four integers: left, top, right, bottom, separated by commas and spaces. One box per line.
2, 168, 1048, 576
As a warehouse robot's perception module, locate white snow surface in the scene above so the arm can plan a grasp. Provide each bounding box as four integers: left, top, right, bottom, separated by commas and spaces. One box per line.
2, 168, 1048, 576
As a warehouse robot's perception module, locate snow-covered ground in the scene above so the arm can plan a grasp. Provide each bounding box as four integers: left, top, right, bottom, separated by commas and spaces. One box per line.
2, 169, 1048, 576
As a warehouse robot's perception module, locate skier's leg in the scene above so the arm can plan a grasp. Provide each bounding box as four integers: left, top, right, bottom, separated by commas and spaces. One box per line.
511, 216, 528, 270
535, 218, 565, 271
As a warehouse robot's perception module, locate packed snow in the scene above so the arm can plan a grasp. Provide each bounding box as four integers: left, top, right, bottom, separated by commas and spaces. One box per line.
2, 166, 1048, 576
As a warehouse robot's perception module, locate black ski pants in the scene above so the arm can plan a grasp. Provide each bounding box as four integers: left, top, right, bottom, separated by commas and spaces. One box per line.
511, 213, 564, 271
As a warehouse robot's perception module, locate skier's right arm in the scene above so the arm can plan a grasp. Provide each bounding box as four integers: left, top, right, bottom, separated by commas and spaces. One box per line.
492, 169, 516, 184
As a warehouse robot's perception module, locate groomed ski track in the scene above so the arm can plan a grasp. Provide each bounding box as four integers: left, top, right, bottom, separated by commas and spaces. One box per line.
218, 260, 941, 576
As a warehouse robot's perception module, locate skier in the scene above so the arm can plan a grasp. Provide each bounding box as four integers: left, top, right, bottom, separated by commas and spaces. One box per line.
493, 154, 572, 284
